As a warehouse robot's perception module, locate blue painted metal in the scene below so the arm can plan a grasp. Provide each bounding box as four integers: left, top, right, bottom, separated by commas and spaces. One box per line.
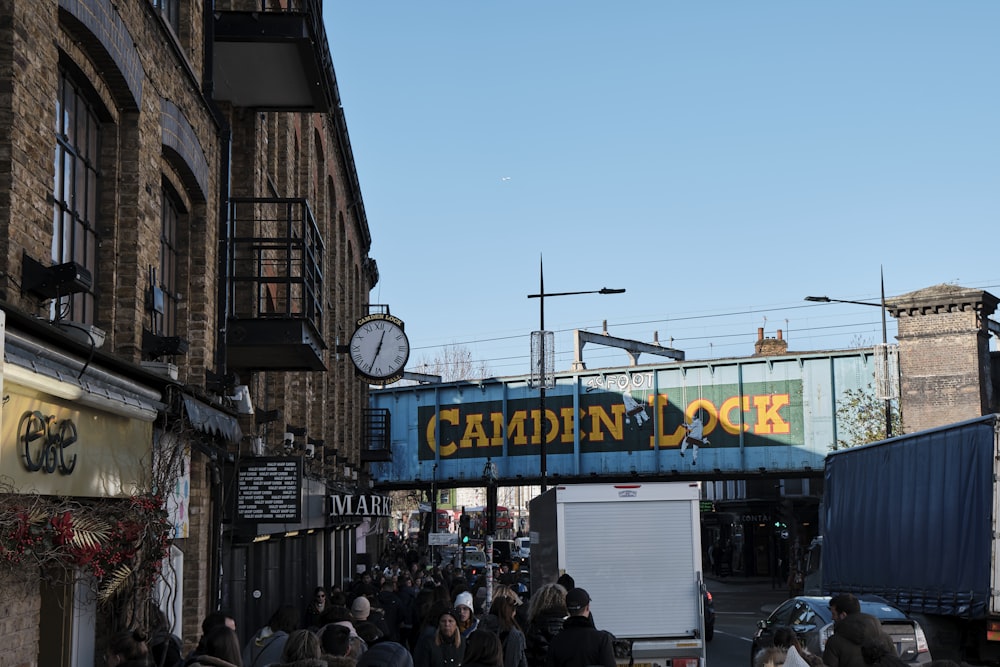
369, 350, 876, 488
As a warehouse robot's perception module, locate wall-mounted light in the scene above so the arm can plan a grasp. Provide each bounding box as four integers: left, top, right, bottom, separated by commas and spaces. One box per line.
228, 385, 254, 415
255, 409, 281, 425
142, 330, 189, 359
283, 423, 305, 451
21, 252, 92, 300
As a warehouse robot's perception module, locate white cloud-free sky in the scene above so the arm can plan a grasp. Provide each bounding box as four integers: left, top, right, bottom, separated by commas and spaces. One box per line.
324, 2, 1000, 377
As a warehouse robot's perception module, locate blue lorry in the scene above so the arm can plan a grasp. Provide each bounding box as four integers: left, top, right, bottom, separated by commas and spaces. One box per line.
820, 414, 1000, 664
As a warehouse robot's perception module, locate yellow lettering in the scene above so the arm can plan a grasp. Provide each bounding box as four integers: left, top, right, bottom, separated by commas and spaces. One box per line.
687, 398, 718, 434
508, 410, 529, 445
436, 408, 459, 457
490, 412, 505, 446
752, 394, 791, 434
559, 407, 577, 443
588, 404, 624, 442
426, 413, 437, 454
460, 414, 491, 449
719, 396, 750, 434
652, 393, 687, 448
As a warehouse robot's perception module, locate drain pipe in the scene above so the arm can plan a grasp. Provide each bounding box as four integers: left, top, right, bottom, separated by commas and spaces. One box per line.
203, 0, 233, 611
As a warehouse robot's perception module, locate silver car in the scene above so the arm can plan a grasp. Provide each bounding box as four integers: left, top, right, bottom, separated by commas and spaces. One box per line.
751, 595, 932, 665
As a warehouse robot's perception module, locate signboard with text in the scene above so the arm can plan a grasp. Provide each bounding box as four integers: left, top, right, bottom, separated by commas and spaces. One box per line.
236, 457, 302, 523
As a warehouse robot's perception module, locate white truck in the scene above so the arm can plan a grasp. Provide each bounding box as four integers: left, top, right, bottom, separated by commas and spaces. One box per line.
529, 482, 707, 667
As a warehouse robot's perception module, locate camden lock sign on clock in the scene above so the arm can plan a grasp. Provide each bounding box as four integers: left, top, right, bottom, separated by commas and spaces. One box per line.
348, 312, 410, 386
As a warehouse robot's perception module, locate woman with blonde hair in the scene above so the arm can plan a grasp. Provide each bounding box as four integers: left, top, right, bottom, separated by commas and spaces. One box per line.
492, 595, 528, 667
413, 607, 465, 667
524, 583, 567, 667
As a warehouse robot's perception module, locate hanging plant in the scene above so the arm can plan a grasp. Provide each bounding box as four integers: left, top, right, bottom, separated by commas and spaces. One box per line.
0, 491, 172, 604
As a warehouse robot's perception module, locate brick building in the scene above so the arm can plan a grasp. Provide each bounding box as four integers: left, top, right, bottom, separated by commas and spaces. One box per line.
0, 1, 382, 664
891, 283, 1000, 432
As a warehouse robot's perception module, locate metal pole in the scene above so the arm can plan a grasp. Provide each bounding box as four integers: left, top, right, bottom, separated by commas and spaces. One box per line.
539, 257, 547, 493
881, 267, 892, 438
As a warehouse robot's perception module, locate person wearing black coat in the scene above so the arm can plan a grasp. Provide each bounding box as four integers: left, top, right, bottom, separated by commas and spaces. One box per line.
543, 589, 614, 667
524, 584, 567, 667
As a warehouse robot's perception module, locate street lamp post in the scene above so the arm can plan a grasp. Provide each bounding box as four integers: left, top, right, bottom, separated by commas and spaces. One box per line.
528, 257, 625, 492
805, 269, 895, 437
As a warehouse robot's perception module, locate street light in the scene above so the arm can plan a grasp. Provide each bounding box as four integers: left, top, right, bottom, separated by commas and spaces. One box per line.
527, 256, 625, 492
805, 269, 895, 437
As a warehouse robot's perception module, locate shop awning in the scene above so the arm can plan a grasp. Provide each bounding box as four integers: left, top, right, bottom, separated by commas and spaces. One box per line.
182, 395, 243, 444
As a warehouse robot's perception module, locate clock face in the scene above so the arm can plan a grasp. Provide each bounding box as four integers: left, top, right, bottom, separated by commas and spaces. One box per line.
349, 314, 410, 384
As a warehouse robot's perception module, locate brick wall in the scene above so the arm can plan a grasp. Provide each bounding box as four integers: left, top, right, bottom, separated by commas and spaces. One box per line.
892, 284, 998, 433
0, 570, 41, 667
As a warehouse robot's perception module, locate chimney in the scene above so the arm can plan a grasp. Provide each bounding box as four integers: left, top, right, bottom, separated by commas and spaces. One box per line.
755, 328, 789, 356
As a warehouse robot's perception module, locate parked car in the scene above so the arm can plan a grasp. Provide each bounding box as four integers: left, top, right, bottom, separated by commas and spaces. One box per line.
750, 595, 932, 665
704, 588, 715, 642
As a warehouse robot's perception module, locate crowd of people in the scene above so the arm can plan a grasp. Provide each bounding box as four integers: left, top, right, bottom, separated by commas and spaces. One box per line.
103, 561, 618, 667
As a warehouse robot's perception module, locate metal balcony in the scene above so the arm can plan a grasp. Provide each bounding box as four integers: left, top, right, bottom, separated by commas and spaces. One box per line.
361, 408, 391, 463
226, 197, 326, 371
212, 0, 337, 111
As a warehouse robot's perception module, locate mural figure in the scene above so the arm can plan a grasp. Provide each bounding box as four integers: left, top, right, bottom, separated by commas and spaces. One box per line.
680, 414, 709, 464
622, 390, 649, 428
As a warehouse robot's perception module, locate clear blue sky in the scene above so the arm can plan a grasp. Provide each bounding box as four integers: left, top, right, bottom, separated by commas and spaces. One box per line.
324, 2, 1000, 378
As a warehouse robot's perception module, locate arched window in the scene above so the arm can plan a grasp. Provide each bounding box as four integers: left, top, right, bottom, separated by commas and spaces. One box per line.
52, 66, 101, 324
157, 182, 184, 336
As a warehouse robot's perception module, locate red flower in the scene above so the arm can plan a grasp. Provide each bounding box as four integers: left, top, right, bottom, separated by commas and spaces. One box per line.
51, 511, 74, 545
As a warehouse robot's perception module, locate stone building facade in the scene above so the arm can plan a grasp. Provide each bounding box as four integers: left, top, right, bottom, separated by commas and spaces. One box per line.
891, 284, 999, 433
0, 1, 379, 664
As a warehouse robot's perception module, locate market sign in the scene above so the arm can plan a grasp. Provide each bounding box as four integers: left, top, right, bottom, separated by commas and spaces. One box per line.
329, 493, 392, 518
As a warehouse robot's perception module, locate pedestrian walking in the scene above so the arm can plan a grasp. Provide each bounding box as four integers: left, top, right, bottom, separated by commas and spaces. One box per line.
148, 607, 183, 667
543, 588, 614, 667
454, 591, 479, 639
278, 629, 323, 664
492, 595, 528, 667
243, 604, 300, 667
106, 628, 153, 667
461, 630, 504, 667
413, 607, 466, 667
306, 587, 329, 629
822, 594, 895, 667
524, 584, 567, 667
356, 640, 414, 667
186, 625, 244, 667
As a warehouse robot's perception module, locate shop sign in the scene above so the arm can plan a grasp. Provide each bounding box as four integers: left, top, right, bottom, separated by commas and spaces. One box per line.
1, 389, 151, 497
236, 457, 302, 523
329, 493, 392, 518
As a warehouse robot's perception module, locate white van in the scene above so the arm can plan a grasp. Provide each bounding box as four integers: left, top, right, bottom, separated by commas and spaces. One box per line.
515, 536, 530, 558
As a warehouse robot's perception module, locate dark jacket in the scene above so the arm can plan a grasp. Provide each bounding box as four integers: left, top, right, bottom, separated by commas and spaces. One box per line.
525, 609, 565, 667
413, 631, 466, 667
242, 628, 289, 667
822, 612, 895, 667
500, 626, 529, 667
358, 640, 415, 667
543, 614, 615, 667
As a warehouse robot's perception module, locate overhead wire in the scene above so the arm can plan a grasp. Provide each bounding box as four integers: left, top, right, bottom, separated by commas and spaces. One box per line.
401, 281, 1000, 377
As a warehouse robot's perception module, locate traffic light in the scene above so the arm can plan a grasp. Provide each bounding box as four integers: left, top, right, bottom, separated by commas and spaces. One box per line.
460, 512, 470, 544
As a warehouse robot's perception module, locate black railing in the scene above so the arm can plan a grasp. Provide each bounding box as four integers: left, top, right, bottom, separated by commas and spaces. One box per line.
228, 197, 324, 332
363, 408, 391, 461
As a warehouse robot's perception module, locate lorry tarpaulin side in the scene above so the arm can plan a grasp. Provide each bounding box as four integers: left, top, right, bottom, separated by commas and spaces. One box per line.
823, 414, 997, 618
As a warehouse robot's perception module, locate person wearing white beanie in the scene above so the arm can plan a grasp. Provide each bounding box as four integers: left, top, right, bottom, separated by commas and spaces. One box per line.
454, 591, 479, 638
